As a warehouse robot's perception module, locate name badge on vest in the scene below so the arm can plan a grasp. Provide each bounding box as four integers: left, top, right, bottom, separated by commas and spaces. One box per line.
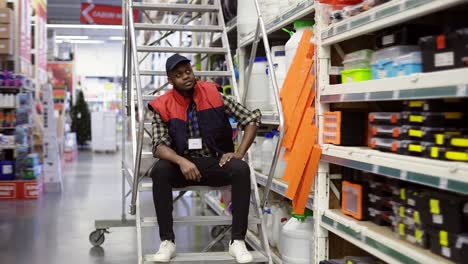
188, 138, 203, 150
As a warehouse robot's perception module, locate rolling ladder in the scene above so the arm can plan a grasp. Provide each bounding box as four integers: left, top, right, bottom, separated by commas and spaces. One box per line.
120, 0, 285, 263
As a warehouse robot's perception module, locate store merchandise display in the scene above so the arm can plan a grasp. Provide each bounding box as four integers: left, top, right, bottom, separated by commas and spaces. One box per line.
0, 73, 42, 199
368, 99, 467, 162
340, 170, 468, 263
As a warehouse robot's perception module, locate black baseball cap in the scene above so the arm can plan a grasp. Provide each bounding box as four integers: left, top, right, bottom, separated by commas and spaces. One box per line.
166, 54, 191, 74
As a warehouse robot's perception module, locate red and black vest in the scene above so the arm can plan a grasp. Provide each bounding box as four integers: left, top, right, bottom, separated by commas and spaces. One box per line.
148, 81, 234, 156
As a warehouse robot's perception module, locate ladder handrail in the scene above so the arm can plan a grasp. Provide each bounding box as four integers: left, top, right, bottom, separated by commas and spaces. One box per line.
249, 0, 286, 209
128, 0, 145, 215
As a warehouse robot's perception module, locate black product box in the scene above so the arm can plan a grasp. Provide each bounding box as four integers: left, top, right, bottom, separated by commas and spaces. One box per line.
368, 137, 401, 153
341, 112, 368, 146
369, 125, 401, 139
428, 229, 468, 263
375, 24, 440, 49
398, 140, 435, 157
393, 203, 424, 227
368, 193, 394, 211
368, 179, 400, 197
403, 99, 466, 112
369, 112, 402, 125
368, 207, 394, 226
418, 191, 468, 233
402, 111, 467, 128
435, 134, 468, 149
428, 146, 468, 162
419, 28, 468, 72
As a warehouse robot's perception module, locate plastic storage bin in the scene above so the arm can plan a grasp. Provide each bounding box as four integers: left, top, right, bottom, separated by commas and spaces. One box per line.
419, 28, 468, 72
368, 112, 402, 125
428, 146, 468, 162
368, 137, 400, 153
342, 49, 374, 70
323, 111, 367, 146
341, 68, 372, 83
371, 46, 419, 79
402, 111, 466, 127
394, 51, 422, 76
342, 180, 368, 220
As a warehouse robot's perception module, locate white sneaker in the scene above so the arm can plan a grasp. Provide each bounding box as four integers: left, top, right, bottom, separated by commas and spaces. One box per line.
153, 240, 176, 262
229, 240, 253, 263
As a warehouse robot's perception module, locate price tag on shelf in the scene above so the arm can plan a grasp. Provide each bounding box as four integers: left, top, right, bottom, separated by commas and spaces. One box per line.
333, 221, 338, 229
456, 84, 467, 97
372, 165, 379, 174
439, 178, 448, 189
400, 170, 408, 180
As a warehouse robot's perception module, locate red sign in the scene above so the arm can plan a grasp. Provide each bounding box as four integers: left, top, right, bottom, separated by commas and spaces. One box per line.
80, 3, 139, 25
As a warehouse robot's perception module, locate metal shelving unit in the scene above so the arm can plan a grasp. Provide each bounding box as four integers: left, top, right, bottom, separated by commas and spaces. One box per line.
238, 0, 315, 48
320, 0, 467, 45
320, 68, 468, 103
320, 210, 454, 264
322, 145, 468, 194
315, 0, 468, 263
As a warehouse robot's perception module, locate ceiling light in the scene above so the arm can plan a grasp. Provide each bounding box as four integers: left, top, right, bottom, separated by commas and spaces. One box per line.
47, 24, 122, 30
69, 40, 105, 44
56, 35, 89, 40
109, 36, 124, 41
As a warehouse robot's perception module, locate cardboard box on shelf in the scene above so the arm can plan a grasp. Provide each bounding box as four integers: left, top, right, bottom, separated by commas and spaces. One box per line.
0, 38, 12, 55
0, 23, 11, 38
0, 8, 13, 24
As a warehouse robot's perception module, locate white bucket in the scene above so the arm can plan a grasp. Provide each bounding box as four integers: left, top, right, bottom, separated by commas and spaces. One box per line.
279, 216, 314, 264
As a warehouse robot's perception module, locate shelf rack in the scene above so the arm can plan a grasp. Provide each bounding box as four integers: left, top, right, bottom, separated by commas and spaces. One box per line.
315, 0, 468, 262
238, 0, 315, 48
320, 209, 454, 264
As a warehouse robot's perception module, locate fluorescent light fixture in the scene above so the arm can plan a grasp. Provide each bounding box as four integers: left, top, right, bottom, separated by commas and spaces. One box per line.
55, 40, 64, 44
47, 24, 122, 30
109, 36, 124, 41
56, 35, 89, 40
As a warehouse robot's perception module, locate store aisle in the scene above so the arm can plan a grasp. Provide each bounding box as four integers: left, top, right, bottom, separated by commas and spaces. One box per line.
0, 151, 226, 264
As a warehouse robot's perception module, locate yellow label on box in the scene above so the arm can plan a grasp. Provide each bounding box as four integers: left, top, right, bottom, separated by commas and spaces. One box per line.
451, 138, 468, 147
399, 223, 405, 236
414, 211, 420, 224
440, 230, 449, 246
409, 115, 423, 123
446, 151, 468, 161
400, 188, 406, 200
409, 144, 423, 152
409, 129, 423, 138
415, 229, 423, 242
409, 101, 424, 107
436, 134, 444, 145
430, 199, 440, 214
431, 147, 439, 158
347, 261, 353, 264
399, 206, 405, 218
445, 112, 462, 119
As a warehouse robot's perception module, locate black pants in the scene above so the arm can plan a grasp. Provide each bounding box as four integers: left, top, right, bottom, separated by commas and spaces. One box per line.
150, 157, 251, 241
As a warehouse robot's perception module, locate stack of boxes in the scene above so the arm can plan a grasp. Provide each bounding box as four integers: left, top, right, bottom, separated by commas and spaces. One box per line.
340, 170, 468, 263
0, 1, 12, 55
368, 100, 467, 162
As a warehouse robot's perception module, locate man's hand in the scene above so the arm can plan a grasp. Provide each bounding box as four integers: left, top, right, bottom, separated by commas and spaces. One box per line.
178, 158, 201, 182
219, 152, 244, 167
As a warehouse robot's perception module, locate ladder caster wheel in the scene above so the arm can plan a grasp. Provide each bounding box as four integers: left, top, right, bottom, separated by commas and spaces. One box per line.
89, 229, 106, 246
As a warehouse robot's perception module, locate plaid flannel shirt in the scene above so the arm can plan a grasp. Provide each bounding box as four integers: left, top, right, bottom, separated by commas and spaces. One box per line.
151, 93, 261, 158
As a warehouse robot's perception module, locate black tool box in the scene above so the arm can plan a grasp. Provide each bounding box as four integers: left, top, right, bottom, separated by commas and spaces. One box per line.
428, 229, 468, 263
428, 146, 468, 162
402, 111, 466, 127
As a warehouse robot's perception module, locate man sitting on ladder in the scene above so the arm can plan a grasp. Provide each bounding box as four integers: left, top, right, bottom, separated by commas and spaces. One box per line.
148, 54, 261, 263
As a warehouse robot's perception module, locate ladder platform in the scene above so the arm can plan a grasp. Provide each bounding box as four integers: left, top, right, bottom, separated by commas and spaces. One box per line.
143, 251, 268, 263
137, 46, 228, 54
138, 70, 232, 77
141, 216, 261, 227
140, 182, 230, 192
133, 3, 219, 13
135, 23, 223, 32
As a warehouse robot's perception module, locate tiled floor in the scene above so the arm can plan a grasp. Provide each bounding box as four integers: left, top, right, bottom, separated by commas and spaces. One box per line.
0, 150, 227, 264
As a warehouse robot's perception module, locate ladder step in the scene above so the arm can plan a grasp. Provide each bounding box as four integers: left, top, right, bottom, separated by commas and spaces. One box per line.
140, 182, 229, 192
143, 251, 268, 263
137, 46, 227, 54
141, 216, 261, 227
139, 70, 232, 77
135, 23, 223, 32
133, 3, 218, 13
142, 94, 156, 101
